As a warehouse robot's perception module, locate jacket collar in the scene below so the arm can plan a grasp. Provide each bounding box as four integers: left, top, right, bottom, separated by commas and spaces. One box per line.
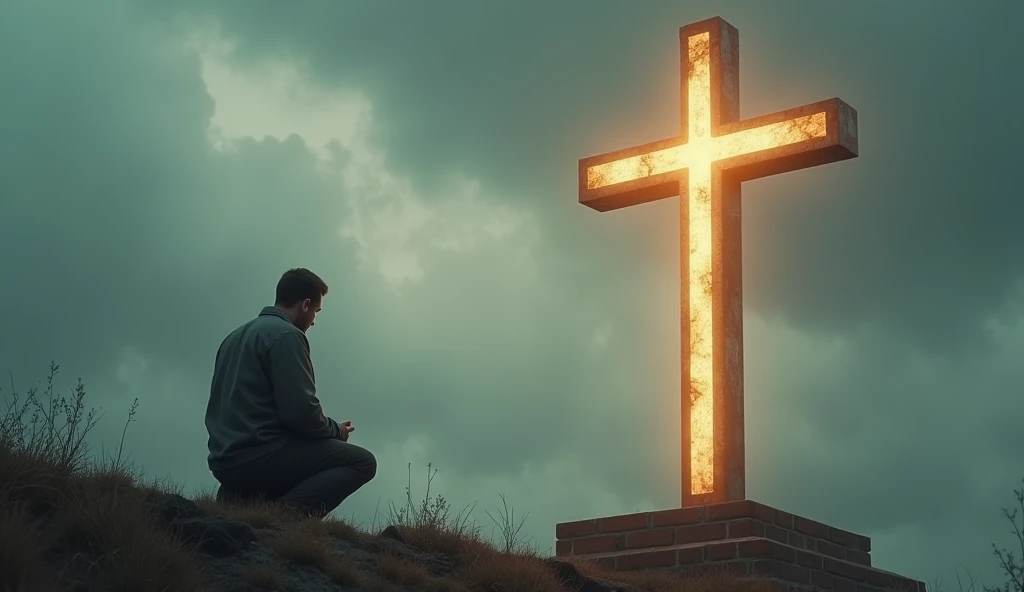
259, 306, 295, 326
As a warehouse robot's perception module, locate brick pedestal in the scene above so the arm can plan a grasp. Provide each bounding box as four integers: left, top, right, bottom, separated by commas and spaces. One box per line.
555, 500, 925, 592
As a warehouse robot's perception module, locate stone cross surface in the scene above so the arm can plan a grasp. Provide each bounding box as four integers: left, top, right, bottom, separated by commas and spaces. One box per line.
578, 16, 858, 507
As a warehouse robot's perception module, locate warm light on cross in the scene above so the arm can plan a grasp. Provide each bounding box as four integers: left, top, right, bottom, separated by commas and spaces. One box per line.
578, 17, 858, 506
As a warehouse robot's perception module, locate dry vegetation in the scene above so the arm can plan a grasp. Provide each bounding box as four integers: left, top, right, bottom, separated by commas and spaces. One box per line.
1, 362, 1020, 592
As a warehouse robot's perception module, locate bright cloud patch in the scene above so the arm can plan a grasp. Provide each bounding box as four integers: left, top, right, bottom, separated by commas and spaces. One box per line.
186, 29, 539, 288
114, 346, 150, 388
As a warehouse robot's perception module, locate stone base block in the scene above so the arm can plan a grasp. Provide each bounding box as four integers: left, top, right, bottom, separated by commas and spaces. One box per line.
555, 500, 925, 592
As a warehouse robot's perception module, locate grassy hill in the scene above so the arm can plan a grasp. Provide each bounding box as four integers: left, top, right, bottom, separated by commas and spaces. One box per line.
0, 364, 783, 591
2, 363, 1017, 592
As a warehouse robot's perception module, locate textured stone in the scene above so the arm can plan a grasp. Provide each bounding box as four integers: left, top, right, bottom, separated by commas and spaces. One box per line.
147, 493, 256, 557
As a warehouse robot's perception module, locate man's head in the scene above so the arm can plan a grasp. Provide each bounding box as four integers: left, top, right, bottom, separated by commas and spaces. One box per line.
274, 268, 328, 332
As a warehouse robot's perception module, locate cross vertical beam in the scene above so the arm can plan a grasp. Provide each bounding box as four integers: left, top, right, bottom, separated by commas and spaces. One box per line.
577, 16, 858, 507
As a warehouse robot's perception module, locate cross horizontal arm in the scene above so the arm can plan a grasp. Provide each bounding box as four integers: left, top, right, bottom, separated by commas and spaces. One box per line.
578, 98, 858, 213
715, 98, 858, 183
578, 136, 685, 213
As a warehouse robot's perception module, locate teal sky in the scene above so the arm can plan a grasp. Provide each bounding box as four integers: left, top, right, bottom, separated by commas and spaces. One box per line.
1, 0, 1021, 586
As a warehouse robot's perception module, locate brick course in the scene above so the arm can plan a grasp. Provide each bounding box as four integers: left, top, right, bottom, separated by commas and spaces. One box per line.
558, 500, 872, 565
555, 500, 923, 592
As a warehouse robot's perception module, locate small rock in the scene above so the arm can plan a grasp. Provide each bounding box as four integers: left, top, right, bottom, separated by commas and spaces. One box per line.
147, 493, 205, 523
380, 524, 406, 544
147, 493, 256, 556
175, 515, 256, 556
375, 525, 455, 576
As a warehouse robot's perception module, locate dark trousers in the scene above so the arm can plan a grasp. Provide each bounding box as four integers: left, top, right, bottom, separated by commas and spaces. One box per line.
212, 438, 377, 518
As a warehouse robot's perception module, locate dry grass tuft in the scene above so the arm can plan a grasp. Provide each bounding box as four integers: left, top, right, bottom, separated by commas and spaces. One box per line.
385, 463, 485, 559
460, 550, 565, 592
241, 564, 288, 591
377, 551, 432, 587
53, 466, 205, 591
269, 523, 333, 566
284, 512, 368, 543
0, 364, 205, 591
268, 520, 362, 585
194, 491, 296, 530
0, 502, 61, 592
0, 443, 76, 512
376, 552, 470, 592
319, 516, 365, 541
323, 553, 362, 586
399, 521, 491, 560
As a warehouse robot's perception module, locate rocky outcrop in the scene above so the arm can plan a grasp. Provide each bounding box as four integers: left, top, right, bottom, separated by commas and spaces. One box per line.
147, 493, 257, 557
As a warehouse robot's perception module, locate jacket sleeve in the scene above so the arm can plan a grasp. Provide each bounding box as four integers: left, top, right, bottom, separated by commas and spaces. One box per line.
267, 332, 339, 439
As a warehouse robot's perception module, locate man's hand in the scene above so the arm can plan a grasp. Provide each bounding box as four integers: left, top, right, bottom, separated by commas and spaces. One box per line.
337, 420, 355, 442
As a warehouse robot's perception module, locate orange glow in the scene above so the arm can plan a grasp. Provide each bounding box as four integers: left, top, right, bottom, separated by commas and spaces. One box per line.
587, 32, 828, 496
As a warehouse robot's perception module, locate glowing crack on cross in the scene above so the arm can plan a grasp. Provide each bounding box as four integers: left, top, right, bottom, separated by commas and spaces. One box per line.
585, 32, 828, 496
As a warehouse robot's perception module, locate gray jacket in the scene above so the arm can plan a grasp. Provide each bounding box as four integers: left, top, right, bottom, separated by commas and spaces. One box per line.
206, 306, 340, 471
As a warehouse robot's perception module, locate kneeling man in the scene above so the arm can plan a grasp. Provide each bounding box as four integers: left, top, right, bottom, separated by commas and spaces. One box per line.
205, 268, 376, 518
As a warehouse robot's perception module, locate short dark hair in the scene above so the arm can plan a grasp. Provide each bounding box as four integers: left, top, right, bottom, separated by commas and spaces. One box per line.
275, 268, 328, 308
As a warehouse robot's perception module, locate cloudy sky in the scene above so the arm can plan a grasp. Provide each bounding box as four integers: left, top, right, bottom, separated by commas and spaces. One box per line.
1, 0, 1021, 586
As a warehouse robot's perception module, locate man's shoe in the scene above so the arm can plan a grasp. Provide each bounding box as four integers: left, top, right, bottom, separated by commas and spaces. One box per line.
215, 484, 237, 504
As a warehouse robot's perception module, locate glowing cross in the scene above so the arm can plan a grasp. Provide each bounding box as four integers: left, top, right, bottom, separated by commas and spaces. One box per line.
579, 17, 858, 507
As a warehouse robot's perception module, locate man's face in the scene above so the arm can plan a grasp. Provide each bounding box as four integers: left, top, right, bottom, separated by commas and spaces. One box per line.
296, 296, 323, 333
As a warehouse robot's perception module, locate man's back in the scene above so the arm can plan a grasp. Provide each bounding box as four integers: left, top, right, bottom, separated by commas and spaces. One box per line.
206, 306, 337, 472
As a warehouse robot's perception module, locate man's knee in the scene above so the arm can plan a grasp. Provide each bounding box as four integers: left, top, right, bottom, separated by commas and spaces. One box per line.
359, 448, 377, 482
327, 441, 377, 482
